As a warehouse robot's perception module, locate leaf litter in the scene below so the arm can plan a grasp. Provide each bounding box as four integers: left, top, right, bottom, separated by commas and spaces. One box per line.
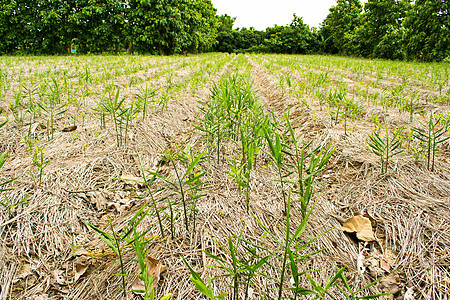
131, 256, 167, 296
342, 214, 376, 242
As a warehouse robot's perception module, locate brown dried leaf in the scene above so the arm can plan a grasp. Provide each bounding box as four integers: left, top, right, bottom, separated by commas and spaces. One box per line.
362, 211, 378, 227
366, 256, 384, 277
107, 202, 122, 214
380, 275, 401, 295
380, 258, 391, 273
131, 276, 146, 294
15, 263, 32, 281
62, 125, 77, 132
86, 191, 108, 211
74, 263, 88, 282
342, 215, 375, 242
106, 196, 134, 214
131, 256, 167, 295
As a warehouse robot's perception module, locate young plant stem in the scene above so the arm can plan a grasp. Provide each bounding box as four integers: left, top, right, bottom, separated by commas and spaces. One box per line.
109, 217, 127, 297
168, 152, 189, 231
137, 152, 165, 238
412, 112, 450, 171
278, 189, 291, 300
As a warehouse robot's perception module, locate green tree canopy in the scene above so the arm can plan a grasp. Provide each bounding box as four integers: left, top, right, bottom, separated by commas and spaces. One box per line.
403, 0, 450, 61
320, 0, 362, 55
264, 15, 318, 54
354, 0, 411, 59
0, 0, 218, 55
217, 14, 236, 32
69, 0, 126, 53
128, 0, 218, 55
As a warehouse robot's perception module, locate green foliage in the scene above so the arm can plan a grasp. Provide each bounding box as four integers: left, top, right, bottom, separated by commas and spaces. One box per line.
402, 92, 418, 123
196, 74, 255, 163
187, 107, 384, 299
412, 113, 449, 171
30, 146, 51, 186
155, 147, 207, 237
99, 88, 139, 147
190, 106, 384, 299
215, 15, 318, 54
403, 0, 450, 62
86, 204, 153, 297
130, 228, 173, 300
284, 113, 334, 218
0, 0, 218, 55
0, 0, 73, 54
37, 79, 68, 141
217, 14, 236, 32
135, 85, 158, 120
264, 114, 336, 299
216, 27, 265, 53
182, 255, 228, 300
373, 27, 406, 60
128, 0, 218, 54
320, 0, 363, 55
355, 0, 411, 59
264, 16, 319, 54
316, 0, 447, 61
136, 152, 165, 238
69, 0, 126, 53
202, 228, 272, 300
304, 267, 389, 299
368, 126, 404, 174
0, 0, 447, 60
0, 152, 28, 218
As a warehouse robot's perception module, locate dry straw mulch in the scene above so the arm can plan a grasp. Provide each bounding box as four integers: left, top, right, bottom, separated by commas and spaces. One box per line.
0, 54, 449, 300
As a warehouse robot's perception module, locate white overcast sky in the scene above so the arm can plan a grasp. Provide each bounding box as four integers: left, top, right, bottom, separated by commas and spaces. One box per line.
211, 0, 339, 30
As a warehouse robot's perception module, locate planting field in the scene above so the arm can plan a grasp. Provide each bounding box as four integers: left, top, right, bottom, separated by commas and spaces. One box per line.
0, 53, 449, 299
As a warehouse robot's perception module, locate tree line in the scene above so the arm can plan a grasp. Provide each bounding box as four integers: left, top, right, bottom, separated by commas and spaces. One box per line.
217, 0, 449, 62
0, 0, 448, 61
0, 0, 217, 55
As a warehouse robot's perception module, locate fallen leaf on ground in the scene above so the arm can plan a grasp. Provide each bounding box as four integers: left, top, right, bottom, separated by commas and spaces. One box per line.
132, 256, 167, 295
366, 256, 383, 277
380, 258, 391, 272
15, 263, 32, 281
86, 191, 108, 211
30, 122, 46, 134
62, 125, 77, 132
362, 211, 378, 227
74, 263, 88, 282
380, 275, 401, 296
342, 215, 375, 242
107, 197, 135, 214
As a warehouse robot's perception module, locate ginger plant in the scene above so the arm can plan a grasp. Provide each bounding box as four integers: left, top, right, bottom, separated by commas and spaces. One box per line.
412, 113, 449, 171
368, 126, 404, 174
